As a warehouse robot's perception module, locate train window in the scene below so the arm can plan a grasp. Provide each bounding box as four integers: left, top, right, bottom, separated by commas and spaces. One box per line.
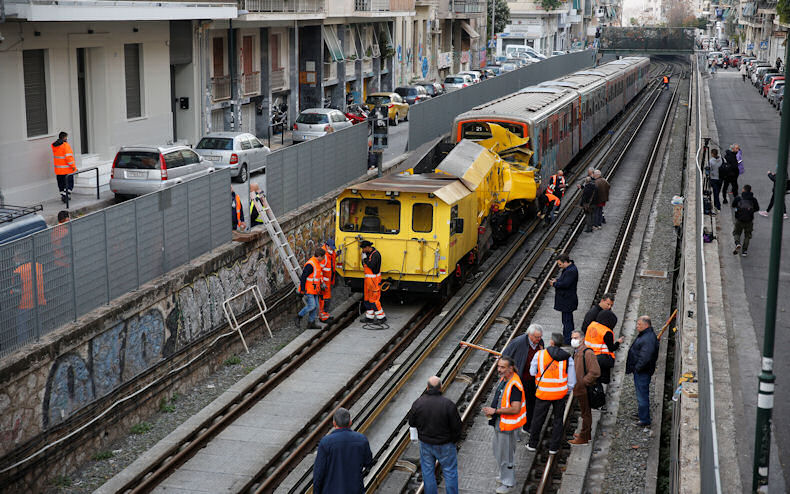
450, 205, 459, 235
339, 198, 401, 234
412, 203, 433, 233
459, 121, 525, 140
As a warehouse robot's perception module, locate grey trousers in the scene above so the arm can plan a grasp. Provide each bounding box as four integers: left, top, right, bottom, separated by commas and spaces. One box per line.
492, 424, 517, 487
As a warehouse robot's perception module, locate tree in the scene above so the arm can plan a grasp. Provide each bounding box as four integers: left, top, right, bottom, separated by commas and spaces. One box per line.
630, 17, 639, 26
487, 0, 511, 40
664, 0, 692, 27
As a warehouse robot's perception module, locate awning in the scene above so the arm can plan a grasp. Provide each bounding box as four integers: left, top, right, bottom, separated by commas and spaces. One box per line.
460, 21, 480, 39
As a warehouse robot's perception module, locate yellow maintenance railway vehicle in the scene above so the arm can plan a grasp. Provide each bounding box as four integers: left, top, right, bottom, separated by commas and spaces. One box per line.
335, 123, 537, 294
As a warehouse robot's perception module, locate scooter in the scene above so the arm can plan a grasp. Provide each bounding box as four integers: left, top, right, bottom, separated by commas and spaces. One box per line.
345, 104, 370, 125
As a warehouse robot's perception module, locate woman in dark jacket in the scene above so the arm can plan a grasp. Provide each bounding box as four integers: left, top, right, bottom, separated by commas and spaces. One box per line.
721, 149, 740, 203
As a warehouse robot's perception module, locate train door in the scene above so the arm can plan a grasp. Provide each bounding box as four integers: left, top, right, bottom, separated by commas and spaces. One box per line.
573, 97, 580, 157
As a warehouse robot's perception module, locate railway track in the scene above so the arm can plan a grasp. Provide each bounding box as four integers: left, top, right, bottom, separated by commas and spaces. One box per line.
107, 60, 679, 494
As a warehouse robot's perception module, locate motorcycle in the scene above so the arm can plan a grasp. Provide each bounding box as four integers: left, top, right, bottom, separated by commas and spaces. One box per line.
270, 102, 288, 133
345, 104, 370, 125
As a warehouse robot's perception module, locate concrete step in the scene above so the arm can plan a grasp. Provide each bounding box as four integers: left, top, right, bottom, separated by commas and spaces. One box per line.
74, 155, 112, 194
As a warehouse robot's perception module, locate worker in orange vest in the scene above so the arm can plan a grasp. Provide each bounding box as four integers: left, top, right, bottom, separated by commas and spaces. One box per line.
9, 253, 47, 346
547, 169, 566, 199
662, 75, 670, 90
52, 210, 71, 270
360, 240, 386, 323
52, 132, 77, 203
481, 355, 526, 491
527, 332, 575, 455
539, 188, 561, 225
231, 185, 246, 231
318, 239, 337, 323
296, 248, 326, 329
584, 309, 623, 385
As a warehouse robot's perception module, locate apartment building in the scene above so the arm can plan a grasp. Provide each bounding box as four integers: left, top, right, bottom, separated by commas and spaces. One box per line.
497, 0, 589, 56
734, 0, 788, 62
0, 0, 236, 205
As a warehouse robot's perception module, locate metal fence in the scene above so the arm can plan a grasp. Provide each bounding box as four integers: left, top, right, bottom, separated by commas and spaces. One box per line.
262, 122, 369, 215
407, 50, 597, 151
0, 170, 231, 358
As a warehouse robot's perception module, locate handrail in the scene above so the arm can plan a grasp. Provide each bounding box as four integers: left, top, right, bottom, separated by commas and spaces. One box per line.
65, 166, 100, 209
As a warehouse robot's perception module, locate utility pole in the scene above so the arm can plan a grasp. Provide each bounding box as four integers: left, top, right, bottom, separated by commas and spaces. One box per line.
491, 0, 496, 58
752, 39, 790, 494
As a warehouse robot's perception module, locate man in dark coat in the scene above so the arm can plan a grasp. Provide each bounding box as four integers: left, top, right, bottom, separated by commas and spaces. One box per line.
314, 408, 373, 494
581, 293, 614, 335
732, 184, 760, 256
626, 316, 659, 427
592, 169, 610, 229
580, 177, 598, 232
720, 148, 740, 202
408, 376, 462, 494
569, 330, 600, 445
550, 253, 578, 344
502, 323, 545, 430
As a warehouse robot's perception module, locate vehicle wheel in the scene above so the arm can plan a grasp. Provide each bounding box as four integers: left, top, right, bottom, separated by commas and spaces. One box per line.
404, 111, 409, 122
114, 193, 133, 202
235, 164, 249, 183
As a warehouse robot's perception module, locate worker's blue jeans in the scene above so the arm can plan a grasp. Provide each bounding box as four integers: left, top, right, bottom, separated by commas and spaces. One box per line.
419, 441, 458, 494
298, 294, 319, 322
634, 372, 652, 424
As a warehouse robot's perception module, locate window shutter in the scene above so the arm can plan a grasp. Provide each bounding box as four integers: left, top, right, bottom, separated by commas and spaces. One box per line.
124, 44, 142, 119
23, 49, 48, 137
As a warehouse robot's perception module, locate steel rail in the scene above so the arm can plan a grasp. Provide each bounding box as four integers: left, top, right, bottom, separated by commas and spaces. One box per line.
534, 63, 684, 494
366, 71, 673, 494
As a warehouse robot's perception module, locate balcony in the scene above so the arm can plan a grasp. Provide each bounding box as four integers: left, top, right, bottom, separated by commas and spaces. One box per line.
271, 68, 287, 91
354, 0, 415, 11
452, 0, 485, 14
211, 75, 231, 101
323, 61, 338, 82
242, 72, 261, 95
362, 58, 374, 74
4, 0, 237, 21
241, 0, 324, 14
346, 59, 358, 77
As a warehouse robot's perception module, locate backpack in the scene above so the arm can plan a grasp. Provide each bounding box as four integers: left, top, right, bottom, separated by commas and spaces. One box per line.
735, 197, 755, 222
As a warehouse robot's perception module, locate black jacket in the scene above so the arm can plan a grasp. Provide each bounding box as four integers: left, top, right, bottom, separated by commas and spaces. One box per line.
626, 327, 659, 375
581, 179, 598, 207
733, 191, 759, 222
721, 150, 739, 179
553, 262, 578, 312
362, 248, 381, 274
408, 388, 462, 445
314, 428, 373, 494
581, 304, 603, 334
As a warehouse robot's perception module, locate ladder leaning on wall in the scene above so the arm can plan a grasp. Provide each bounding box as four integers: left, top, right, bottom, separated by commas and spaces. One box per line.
251, 193, 302, 291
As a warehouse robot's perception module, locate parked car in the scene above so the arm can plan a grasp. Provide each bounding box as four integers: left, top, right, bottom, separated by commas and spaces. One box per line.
483, 65, 503, 77
516, 52, 542, 63
506, 57, 530, 68
0, 205, 46, 246
499, 62, 518, 73
292, 108, 353, 143
110, 145, 214, 200
395, 85, 431, 105
480, 68, 497, 79
413, 80, 445, 97
551, 51, 567, 56
365, 92, 409, 125
763, 75, 784, 96
458, 70, 482, 84
769, 82, 785, 107
442, 74, 473, 92
195, 132, 269, 183
754, 67, 779, 86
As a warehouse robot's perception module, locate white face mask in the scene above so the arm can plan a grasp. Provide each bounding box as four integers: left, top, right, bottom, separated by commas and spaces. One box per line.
570, 338, 581, 348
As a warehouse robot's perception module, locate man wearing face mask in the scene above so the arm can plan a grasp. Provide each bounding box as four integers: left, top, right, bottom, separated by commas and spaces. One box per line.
569, 330, 600, 445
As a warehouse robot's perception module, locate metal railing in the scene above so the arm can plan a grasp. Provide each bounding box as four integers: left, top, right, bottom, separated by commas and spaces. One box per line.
355, 0, 414, 9
0, 170, 231, 358
211, 75, 231, 101
451, 0, 484, 13
242, 71, 261, 95
65, 166, 100, 209
241, 0, 325, 13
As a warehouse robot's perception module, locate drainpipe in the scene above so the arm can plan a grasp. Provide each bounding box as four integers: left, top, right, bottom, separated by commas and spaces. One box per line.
228, 20, 237, 131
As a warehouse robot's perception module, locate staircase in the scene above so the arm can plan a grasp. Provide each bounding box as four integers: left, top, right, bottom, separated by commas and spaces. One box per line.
73, 154, 112, 196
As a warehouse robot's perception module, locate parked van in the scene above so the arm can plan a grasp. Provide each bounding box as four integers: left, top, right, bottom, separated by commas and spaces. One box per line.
0, 205, 46, 246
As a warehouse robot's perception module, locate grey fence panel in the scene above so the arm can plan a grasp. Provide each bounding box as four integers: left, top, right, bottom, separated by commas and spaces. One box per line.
210, 171, 232, 249
0, 238, 34, 354
105, 201, 138, 300
187, 174, 213, 259
408, 50, 597, 150
266, 150, 285, 214
297, 140, 315, 209
72, 212, 109, 318
163, 186, 190, 272
136, 194, 165, 285
33, 226, 75, 335
282, 146, 300, 213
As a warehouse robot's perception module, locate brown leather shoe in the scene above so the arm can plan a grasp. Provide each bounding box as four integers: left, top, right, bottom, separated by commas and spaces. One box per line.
569, 437, 589, 445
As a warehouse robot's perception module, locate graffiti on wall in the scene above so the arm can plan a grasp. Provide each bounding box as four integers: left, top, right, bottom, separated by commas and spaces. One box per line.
38, 210, 334, 429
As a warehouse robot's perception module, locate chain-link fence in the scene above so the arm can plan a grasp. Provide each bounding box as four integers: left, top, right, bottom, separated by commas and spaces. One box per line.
407, 50, 597, 151
0, 170, 231, 358
265, 121, 368, 215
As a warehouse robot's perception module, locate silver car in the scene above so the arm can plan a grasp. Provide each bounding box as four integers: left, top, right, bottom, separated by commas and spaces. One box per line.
443, 74, 473, 92
292, 108, 353, 143
195, 132, 269, 183
110, 145, 214, 200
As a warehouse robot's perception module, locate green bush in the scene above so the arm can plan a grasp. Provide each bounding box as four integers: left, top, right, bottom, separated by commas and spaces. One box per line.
224, 355, 242, 366
130, 422, 153, 435
92, 451, 114, 461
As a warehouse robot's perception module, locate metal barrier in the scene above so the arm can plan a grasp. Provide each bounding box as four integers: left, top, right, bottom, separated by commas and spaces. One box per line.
407, 50, 597, 151
0, 170, 232, 358
263, 122, 369, 215
65, 166, 101, 209
222, 285, 273, 354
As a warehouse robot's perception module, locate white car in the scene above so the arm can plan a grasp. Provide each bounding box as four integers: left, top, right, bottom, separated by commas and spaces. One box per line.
292, 108, 353, 143
443, 74, 474, 92
195, 132, 269, 183
458, 70, 482, 84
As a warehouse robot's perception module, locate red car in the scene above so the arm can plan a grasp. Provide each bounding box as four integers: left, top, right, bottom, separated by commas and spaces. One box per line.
764, 76, 785, 97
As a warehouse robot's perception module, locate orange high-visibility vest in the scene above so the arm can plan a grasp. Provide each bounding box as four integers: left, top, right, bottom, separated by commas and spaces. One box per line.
585, 321, 615, 359
663, 76, 669, 84
304, 257, 323, 295
12, 262, 46, 310
545, 191, 560, 207
52, 142, 77, 175
498, 373, 527, 431
548, 174, 565, 195
534, 349, 568, 401
321, 245, 336, 284
233, 193, 243, 224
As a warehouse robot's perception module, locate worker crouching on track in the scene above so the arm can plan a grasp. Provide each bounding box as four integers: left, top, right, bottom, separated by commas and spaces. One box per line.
296, 248, 326, 329
537, 188, 561, 225
319, 239, 337, 323
482, 355, 527, 494
360, 240, 386, 323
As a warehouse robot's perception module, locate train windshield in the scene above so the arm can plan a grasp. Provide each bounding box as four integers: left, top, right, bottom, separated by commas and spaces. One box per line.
459, 121, 525, 140
339, 198, 401, 234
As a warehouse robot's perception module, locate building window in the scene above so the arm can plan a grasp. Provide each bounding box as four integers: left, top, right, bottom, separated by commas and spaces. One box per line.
124, 44, 142, 119
23, 49, 48, 137
213, 37, 225, 76
270, 34, 281, 70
